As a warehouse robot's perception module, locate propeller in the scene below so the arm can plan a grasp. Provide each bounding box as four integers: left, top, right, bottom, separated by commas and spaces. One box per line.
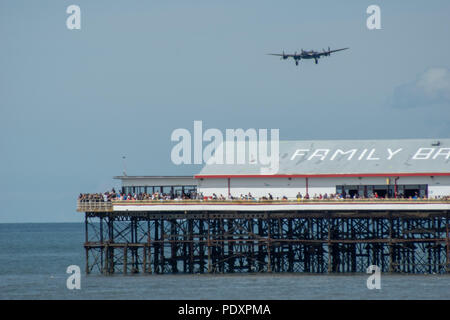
322, 46, 331, 56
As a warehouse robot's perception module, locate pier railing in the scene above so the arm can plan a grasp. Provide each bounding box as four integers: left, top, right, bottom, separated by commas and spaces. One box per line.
77, 201, 113, 212
77, 198, 450, 212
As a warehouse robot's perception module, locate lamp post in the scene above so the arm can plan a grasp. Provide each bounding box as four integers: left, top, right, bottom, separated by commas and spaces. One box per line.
122, 156, 127, 176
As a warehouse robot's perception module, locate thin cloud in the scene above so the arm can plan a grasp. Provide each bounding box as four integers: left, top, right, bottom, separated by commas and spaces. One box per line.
392, 67, 450, 108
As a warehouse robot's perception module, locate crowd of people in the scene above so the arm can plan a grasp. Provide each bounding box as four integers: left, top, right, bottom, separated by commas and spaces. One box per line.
78, 189, 449, 202
78, 188, 199, 202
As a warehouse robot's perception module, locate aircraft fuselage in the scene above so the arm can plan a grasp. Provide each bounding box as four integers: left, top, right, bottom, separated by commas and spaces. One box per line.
301, 54, 318, 59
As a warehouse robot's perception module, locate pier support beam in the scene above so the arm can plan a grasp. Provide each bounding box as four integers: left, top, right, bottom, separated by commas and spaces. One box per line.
446, 213, 450, 272
267, 217, 272, 273
123, 245, 128, 275
83, 210, 450, 275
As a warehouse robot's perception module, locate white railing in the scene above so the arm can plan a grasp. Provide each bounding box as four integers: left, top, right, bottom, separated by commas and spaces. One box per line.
77, 198, 450, 211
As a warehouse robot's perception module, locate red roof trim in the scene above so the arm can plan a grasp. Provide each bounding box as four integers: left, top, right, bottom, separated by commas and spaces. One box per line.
194, 172, 450, 179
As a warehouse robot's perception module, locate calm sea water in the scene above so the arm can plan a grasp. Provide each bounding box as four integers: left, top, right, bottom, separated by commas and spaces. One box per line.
0, 223, 449, 300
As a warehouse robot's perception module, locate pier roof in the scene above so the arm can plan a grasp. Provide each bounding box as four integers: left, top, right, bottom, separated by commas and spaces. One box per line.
196, 138, 450, 178
114, 176, 194, 180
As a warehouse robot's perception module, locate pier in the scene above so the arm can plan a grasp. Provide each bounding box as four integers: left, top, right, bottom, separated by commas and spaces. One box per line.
77, 199, 450, 274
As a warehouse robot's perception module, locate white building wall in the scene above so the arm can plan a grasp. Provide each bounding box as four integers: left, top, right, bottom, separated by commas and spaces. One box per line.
121, 177, 197, 187
197, 175, 450, 199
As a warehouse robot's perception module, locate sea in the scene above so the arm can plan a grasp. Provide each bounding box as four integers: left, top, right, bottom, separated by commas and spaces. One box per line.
0, 223, 449, 300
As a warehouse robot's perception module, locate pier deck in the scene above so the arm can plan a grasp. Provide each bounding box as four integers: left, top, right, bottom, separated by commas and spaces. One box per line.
77, 199, 450, 212
78, 199, 450, 275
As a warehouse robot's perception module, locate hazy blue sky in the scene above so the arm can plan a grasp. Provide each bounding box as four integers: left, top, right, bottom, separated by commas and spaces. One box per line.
1, 0, 449, 222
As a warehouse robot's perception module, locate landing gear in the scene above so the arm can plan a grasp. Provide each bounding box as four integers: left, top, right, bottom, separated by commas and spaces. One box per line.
295, 60, 299, 66
315, 59, 318, 64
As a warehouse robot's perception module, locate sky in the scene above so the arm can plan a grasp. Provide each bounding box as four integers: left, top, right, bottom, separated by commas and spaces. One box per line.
1, 0, 449, 222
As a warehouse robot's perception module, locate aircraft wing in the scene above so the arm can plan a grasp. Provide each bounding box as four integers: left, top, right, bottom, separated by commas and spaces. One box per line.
319, 47, 349, 56
329, 47, 349, 53
267, 53, 296, 58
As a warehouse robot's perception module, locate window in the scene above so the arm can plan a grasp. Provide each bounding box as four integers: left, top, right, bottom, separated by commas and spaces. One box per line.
336, 184, 428, 198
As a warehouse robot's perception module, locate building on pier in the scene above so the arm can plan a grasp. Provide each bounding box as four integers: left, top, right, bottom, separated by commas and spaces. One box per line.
77, 138, 450, 275
78, 138, 450, 275
117, 176, 197, 198
115, 138, 450, 199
